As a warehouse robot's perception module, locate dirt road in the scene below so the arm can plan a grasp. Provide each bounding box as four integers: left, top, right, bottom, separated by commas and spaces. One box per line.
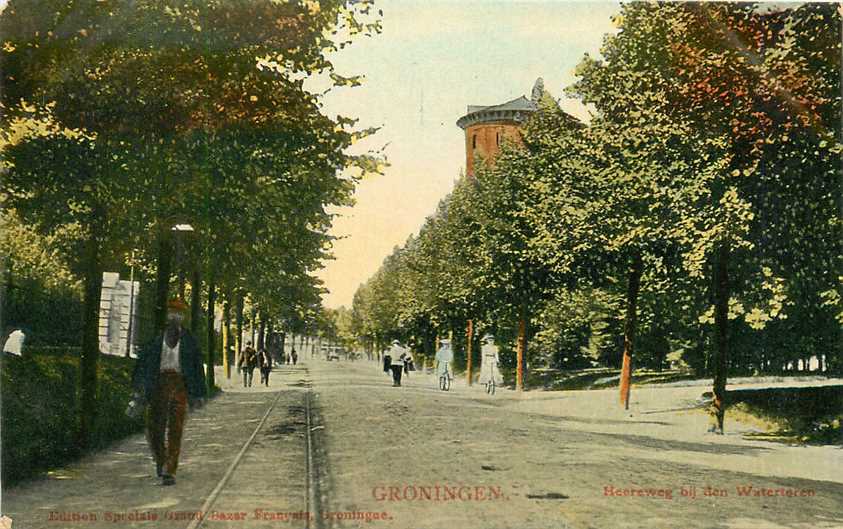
312, 358, 843, 529
4, 358, 842, 529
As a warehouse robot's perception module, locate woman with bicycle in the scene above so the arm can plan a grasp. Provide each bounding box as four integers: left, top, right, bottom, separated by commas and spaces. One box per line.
435, 339, 454, 391
478, 334, 503, 395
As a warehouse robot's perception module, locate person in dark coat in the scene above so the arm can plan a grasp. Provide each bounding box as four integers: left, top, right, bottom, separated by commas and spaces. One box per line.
258, 347, 272, 386
238, 342, 258, 387
129, 299, 206, 486
383, 350, 391, 374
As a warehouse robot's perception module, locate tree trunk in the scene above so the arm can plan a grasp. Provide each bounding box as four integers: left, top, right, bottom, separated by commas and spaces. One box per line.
0, 256, 8, 355
466, 319, 474, 386
222, 297, 231, 380
258, 313, 266, 351
235, 292, 244, 369
190, 265, 201, 338
516, 305, 528, 392
78, 232, 102, 449
153, 229, 173, 335
251, 308, 257, 345
279, 332, 287, 362
206, 272, 216, 393
619, 251, 643, 410
712, 242, 730, 434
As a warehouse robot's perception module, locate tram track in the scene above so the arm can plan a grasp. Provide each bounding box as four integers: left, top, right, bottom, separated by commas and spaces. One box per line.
186, 365, 321, 529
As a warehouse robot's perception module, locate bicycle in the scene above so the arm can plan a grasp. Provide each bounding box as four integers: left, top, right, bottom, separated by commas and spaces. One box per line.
481, 352, 499, 396
439, 364, 451, 391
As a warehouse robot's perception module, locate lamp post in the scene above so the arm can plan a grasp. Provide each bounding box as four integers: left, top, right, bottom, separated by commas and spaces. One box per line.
171, 223, 195, 300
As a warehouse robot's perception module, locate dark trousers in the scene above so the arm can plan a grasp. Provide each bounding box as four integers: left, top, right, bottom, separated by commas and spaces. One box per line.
147, 371, 187, 476
243, 367, 255, 387
260, 367, 271, 386
390, 365, 403, 386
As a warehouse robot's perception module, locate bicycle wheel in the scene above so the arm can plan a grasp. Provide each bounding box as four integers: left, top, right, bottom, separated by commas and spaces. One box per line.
490, 380, 496, 395
439, 375, 446, 391
443, 374, 451, 391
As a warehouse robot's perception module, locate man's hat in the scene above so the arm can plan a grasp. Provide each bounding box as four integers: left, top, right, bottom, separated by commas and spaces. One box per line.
167, 298, 188, 313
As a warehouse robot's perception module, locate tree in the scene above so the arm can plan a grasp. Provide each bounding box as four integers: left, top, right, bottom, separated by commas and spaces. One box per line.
1, 0, 383, 445
569, 2, 841, 429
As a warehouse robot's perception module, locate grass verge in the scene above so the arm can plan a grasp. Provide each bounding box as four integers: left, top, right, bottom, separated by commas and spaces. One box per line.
726, 385, 843, 445
1, 348, 222, 486
1, 349, 145, 486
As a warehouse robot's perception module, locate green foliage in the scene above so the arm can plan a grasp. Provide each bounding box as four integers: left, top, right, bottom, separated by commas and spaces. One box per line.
350, 2, 841, 385
1, 350, 144, 485
1, 0, 384, 344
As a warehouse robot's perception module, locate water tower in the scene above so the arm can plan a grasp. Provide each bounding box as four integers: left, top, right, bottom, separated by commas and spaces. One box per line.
456, 79, 544, 176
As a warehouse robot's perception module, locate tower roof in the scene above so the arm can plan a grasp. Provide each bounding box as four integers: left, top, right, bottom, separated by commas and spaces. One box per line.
457, 95, 537, 130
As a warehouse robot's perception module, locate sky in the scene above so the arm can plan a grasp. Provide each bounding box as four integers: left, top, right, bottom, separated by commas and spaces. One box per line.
315, 0, 620, 308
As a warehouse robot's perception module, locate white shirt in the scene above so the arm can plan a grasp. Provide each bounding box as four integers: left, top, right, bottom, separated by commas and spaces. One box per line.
388, 344, 407, 366
160, 336, 181, 371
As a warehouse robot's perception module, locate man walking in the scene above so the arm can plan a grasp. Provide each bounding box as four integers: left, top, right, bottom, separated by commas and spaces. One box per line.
130, 299, 206, 486
238, 341, 258, 387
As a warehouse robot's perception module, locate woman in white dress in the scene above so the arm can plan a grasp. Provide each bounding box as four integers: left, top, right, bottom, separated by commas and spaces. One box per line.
477, 334, 503, 390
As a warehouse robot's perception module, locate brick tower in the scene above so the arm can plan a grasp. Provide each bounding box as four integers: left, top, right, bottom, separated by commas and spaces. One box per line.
456, 79, 543, 177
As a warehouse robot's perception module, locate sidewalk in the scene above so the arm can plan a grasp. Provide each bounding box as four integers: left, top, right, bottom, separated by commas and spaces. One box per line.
2, 366, 310, 529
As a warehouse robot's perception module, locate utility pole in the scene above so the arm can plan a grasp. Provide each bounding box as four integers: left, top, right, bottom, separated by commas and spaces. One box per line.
125, 251, 136, 357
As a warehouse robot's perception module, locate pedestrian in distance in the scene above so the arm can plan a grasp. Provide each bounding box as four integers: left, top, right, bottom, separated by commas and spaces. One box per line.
291, 347, 298, 365
128, 299, 207, 486
388, 340, 407, 387
478, 334, 503, 393
403, 350, 415, 377
258, 347, 272, 387
383, 349, 391, 375
238, 341, 258, 387
435, 338, 454, 387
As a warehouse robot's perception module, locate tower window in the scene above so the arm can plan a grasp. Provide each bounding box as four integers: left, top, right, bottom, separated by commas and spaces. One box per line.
472, 134, 477, 149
